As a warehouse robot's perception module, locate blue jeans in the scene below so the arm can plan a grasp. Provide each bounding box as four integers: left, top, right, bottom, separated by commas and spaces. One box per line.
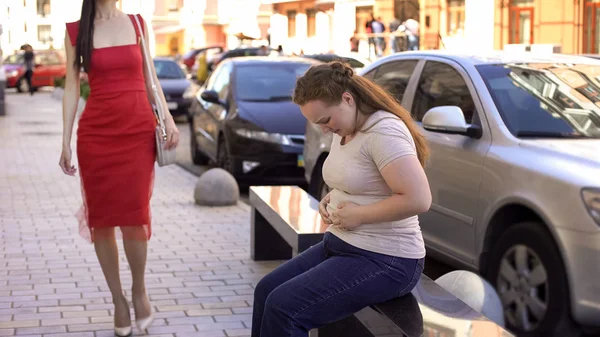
251, 232, 425, 337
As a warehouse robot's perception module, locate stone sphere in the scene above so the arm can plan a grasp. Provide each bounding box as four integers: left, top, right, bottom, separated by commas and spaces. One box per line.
435, 270, 505, 327
194, 168, 239, 206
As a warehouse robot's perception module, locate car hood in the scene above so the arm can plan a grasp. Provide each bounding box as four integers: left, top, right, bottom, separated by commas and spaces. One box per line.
237, 100, 306, 135
3, 64, 23, 73
157, 78, 190, 94
520, 139, 600, 167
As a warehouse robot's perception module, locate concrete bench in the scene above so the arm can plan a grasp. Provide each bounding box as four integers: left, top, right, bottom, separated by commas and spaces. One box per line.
249, 185, 514, 337
250, 185, 327, 261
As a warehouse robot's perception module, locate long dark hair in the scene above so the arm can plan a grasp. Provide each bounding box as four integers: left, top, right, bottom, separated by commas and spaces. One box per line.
293, 61, 430, 168
74, 0, 96, 72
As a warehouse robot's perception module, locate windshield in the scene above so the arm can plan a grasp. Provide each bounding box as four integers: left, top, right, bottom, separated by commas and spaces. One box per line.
477, 63, 600, 138
235, 63, 311, 102
153, 60, 185, 79
4, 53, 23, 64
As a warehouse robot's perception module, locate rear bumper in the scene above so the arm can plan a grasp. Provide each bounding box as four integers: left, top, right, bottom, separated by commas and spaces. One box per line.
555, 227, 600, 327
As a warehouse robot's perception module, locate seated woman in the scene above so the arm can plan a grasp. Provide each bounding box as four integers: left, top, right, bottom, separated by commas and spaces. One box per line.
251, 61, 432, 337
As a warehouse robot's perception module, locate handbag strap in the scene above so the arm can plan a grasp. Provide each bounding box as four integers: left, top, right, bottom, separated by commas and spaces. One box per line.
132, 14, 167, 128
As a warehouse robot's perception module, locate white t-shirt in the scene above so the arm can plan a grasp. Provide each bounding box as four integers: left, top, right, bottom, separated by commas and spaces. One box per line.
322, 110, 426, 259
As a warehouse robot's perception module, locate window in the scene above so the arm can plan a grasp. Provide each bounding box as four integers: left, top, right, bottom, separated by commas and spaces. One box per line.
584, 0, 600, 53
37, 25, 51, 44
477, 63, 600, 138
235, 63, 311, 101
412, 61, 476, 123
371, 60, 418, 103
447, 0, 465, 37
37, 0, 50, 16
287, 10, 297, 38
167, 0, 183, 12
212, 63, 232, 100
41, 52, 60, 65
153, 60, 185, 79
307, 9, 316, 37
509, 0, 534, 44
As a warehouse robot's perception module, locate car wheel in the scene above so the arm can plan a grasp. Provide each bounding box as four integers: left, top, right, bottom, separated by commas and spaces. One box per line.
308, 159, 331, 201
487, 222, 580, 337
217, 137, 234, 174
17, 77, 29, 93
189, 123, 209, 166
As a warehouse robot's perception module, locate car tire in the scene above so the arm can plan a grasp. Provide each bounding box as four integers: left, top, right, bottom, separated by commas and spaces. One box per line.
17, 77, 29, 93
486, 222, 580, 337
189, 123, 209, 166
217, 136, 234, 174
308, 158, 331, 201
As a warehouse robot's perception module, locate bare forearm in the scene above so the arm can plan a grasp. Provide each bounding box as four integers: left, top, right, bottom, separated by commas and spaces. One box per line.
358, 194, 431, 225
62, 83, 80, 147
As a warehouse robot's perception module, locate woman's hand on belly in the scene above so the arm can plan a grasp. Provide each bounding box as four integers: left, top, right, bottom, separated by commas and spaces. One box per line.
330, 201, 362, 231
319, 191, 333, 225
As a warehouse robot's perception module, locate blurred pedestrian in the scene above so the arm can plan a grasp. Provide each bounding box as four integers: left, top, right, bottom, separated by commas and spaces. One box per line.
196, 50, 208, 85
251, 61, 431, 337
389, 17, 401, 53
403, 18, 420, 51
22, 44, 35, 96
60, 0, 179, 336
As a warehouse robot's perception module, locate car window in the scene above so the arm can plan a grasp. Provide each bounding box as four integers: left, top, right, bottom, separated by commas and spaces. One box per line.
153, 60, 185, 79
235, 63, 311, 101
43, 52, 61, 65
342, 57, 364, 68
412, 61, 476, 123
4, 53, 23, 64
372, 60, 418, 103
212, 63, 232, 100
478, 63, 600, 138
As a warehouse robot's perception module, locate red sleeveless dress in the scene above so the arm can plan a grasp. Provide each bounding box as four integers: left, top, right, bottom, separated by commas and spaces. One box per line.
66, 14, 156, 242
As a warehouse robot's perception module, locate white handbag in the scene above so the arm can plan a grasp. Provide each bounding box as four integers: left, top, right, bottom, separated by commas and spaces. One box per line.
133, 15, 176, 167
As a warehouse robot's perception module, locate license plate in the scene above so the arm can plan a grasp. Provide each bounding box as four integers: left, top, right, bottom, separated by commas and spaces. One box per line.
167, 102, 178, 110
297, 155, 304, 167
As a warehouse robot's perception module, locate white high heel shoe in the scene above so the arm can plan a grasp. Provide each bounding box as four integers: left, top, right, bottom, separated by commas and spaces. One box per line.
136, 314, 154, 333
114, 325, 132, 337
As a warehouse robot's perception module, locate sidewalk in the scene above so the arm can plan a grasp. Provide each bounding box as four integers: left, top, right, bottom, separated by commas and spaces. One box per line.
0, 90, 280, 337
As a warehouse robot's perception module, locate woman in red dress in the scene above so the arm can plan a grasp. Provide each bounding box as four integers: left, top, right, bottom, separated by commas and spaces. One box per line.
59, 0, 179, 335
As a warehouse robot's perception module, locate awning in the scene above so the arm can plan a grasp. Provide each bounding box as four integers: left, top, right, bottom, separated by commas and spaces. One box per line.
154, 25, 185, 35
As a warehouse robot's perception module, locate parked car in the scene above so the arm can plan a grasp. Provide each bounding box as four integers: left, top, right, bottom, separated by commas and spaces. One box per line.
303, 50, 600, 337
210, 46, 277, 70
181, 46, 224, 71
3, 49, 66, 93
301, 52, 371, 71
188, 56, 319, 184
154, 57, 198, 117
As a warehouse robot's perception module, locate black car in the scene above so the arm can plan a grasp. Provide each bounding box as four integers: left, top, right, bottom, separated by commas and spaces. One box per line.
189, 56, 319, 184
210, 47, 277, 70
154, 57, 198, 117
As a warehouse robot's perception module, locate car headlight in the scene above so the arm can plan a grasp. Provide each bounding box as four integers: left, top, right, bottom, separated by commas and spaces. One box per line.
183, 83, 199, 100
235, 128, 292, 145
582, 188, 600, 225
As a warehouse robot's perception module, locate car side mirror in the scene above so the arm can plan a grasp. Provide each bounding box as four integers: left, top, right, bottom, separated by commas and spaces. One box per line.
422, 106, 482, 138
200, 89, 228, 108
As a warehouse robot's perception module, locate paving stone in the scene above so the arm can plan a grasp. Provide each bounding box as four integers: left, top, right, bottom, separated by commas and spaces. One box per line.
0, 93, 275, 337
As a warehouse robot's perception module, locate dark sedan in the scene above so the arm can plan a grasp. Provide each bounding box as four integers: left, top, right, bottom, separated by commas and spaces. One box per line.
189, 57, 319, 184
154, 57, 198, 117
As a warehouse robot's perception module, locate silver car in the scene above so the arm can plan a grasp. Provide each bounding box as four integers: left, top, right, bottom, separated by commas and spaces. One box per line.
303, 51, 600, 337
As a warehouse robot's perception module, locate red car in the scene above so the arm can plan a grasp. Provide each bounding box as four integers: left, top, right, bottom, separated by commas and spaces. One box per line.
3, 49, 66, 93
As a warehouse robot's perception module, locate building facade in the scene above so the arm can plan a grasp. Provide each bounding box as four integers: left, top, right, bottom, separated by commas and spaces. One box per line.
421, 0, 600, 55
0, 0, 272, 58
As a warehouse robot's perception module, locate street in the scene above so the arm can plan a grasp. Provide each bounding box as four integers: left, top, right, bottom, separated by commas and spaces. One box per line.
0, 89, 453, 337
